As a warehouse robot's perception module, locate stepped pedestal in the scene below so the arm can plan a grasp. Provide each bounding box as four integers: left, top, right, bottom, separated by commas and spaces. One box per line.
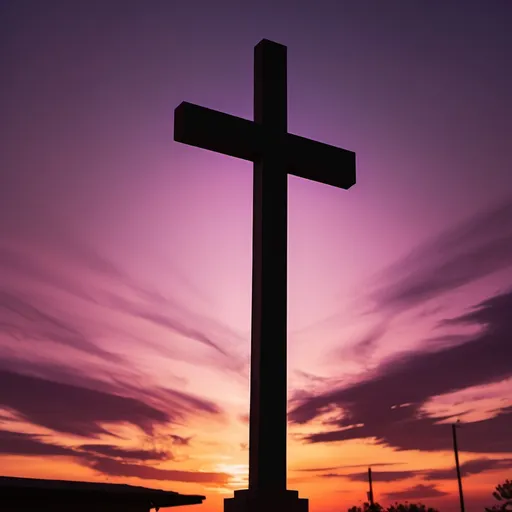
224, 489, 309, 512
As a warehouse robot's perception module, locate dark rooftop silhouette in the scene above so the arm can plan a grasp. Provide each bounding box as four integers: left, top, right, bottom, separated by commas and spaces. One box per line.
1, 476, 205, 511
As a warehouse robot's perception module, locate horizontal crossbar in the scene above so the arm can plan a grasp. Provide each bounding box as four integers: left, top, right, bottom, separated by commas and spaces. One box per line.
174, 102, 263, 161
174, 102, 356, 189
283, 133, 356, 189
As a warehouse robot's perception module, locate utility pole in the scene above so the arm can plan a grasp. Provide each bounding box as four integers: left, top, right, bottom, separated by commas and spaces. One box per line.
368, 467, 374, 507
452, 422, 465, 512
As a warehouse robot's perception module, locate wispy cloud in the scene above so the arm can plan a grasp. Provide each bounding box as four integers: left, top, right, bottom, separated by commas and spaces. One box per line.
371, 198, 512, 313
0, 430, 171, 462
0, 291, 122, 363
169, 434, 191, 446
383, 484, 449, 500
88, 457, 229, 484
341, 470, 417, 482
108, 376, 223, 418
423, 458, 512, 480
0, 369, 170, 437
292, 198, 512, 373
330, 458, 512, 485
289, 289, 512, 453
78, 443, 170, 462
0, 429, 228, 484
0, 224, 246, 373
103, 293, 231, 358
294, 462, 403, 473
0, 430, 76, 456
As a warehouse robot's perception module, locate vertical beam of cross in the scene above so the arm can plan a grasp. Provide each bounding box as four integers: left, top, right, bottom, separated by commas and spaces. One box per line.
249, 40, 288, 493
173, 39, 356, 501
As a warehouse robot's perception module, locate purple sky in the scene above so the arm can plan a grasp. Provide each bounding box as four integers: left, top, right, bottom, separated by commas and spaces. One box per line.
1, 2, 512, 511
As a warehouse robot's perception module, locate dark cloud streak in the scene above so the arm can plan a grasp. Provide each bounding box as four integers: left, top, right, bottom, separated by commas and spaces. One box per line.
89, 457, 229, 484
0, 429, 227, 484
290, 290, 512, 453
372, 198, 512, 313
0, 227, 245, 371
383, 484, 449, 500
0, 291, 122, 363
423, 458, 512, 480
0, 430, 76, 457
0, 369, 170, 437
342, 470, 417, 482
78, 443, 169, 461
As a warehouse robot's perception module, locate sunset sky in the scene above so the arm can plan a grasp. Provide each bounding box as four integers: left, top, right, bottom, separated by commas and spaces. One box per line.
1, 1, 511, 511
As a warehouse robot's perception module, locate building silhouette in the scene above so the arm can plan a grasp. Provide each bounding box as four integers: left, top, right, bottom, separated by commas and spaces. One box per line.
1, 476, 205, 511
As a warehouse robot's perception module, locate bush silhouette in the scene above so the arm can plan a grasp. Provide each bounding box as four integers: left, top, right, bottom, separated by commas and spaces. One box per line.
348, 502, 439, 512
485, 480, 512, 512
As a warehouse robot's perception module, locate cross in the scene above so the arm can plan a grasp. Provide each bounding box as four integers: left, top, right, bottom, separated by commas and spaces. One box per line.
174, 39, 355, 498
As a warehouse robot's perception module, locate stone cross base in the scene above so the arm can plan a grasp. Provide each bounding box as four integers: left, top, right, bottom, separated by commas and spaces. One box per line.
224, 489, 309, 512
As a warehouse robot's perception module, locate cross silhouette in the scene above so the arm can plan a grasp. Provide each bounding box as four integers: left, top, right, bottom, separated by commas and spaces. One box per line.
174, 39, 356, 508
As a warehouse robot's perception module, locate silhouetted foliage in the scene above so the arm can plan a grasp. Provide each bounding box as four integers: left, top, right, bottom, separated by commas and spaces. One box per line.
348, 502, 439, 512
348, 502, 383, 512
386, 503, 439, 512
485, 480, 512, 512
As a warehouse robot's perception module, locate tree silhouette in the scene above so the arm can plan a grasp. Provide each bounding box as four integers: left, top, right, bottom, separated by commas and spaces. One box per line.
485, 480, 512, 512
385, 503, 439, 512
348, 502, 384, 512
347, 502, 439, 512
